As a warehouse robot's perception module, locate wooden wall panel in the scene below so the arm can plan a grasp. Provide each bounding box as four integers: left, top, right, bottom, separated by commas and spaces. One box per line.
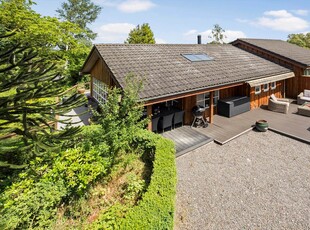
234, 42, 309, 98
300, 76, 310, 93
250, 81, 284, 109
90, 59, 116, 87
220, 84, 249, 99
183, 96, 196, 125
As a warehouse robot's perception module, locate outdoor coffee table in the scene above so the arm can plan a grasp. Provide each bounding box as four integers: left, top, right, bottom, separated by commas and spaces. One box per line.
297, 102, 310, 117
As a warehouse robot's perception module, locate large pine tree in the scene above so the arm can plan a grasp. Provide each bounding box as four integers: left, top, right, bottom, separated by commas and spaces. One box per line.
0, 29, 86, 172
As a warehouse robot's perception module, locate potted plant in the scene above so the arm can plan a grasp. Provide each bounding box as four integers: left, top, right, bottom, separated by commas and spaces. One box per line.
255, 120, 268, 132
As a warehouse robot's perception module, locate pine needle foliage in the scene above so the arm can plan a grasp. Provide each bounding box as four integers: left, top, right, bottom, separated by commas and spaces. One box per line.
0, 29, 86, 172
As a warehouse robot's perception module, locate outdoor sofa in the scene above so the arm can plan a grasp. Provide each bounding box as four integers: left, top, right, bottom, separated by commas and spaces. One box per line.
297, 89, 310, 105
217, 96, 250, 118
268, 94, 289, 114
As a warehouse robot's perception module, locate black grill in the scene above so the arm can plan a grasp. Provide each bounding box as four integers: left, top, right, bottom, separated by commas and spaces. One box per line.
192, 105, 206, 117
191, 105, 208, 128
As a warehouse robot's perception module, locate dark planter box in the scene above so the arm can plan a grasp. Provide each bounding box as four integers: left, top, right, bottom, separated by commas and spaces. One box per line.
217, 96, 250, 118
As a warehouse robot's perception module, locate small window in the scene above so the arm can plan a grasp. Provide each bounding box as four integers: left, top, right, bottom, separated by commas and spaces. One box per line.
263, 83, 269, 92
270, 82, 276, 90
303, 69, 310, 76
197, 90, 219, 108
255, 85, 261, 95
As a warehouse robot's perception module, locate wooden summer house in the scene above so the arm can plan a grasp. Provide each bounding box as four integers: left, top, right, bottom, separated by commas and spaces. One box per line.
232, 39, 310, 100
81, 43, 295, 131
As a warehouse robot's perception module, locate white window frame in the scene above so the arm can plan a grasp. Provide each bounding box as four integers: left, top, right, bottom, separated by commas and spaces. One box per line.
303, 69, 310, 76
270, 81, 276, 90
263, 83, 269, 92
92, 77, 108, 104
255, 85, 261, 95
197, 90, 219, 108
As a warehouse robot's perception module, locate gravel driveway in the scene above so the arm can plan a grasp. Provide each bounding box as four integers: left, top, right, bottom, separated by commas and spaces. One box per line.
175, 131, 310, 230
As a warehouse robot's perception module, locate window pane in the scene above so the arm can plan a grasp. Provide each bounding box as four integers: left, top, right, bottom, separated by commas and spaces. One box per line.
213, 97, 218, 105
197, 101, 204, 107
197, 94, 204, 101
205, 99, 210, 107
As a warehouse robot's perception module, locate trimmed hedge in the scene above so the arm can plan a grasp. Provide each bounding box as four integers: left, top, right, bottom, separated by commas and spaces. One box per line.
118, 130, 177, 229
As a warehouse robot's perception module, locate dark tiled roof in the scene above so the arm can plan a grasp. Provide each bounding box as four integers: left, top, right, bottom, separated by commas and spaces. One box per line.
235, 38, 310, 67
95, 44, 291, 100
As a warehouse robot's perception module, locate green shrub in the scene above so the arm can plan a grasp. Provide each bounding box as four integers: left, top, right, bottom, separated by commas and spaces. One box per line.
48, 144, 111, 196
91, 130, 177, 230
118, 131, 177, 229
0, 137, 112, 229
0, 179, 67, 229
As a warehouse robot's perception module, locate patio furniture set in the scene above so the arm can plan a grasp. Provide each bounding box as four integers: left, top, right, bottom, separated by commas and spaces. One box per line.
267, 90, 310, 117
152, 107, 185, 132
152, 89, 309, 133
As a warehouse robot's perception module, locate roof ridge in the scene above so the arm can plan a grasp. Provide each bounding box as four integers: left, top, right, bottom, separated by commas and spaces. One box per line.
94, 43, 233, 46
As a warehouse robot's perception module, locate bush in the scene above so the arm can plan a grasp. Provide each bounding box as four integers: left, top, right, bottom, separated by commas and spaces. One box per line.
0, 179, 67, 229
118, 131, 177, 229
0, 126, 112, 229
91, 130, 177, 229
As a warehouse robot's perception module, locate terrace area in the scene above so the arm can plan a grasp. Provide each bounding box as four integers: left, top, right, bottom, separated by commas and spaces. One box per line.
164, 101, 310, 156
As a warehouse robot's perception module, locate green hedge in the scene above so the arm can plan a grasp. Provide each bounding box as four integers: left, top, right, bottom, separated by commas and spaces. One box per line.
118, 130, 177, 229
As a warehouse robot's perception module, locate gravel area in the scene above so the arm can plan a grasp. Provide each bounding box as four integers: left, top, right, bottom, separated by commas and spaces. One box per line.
175, 130, 310, 230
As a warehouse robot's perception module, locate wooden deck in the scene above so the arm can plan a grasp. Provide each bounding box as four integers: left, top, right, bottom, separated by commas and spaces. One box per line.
195, 102, 310, 145
161, 126, 213, 157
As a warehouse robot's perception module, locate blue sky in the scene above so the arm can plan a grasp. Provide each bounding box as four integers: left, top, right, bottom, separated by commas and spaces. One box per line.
33, 0, 310, 44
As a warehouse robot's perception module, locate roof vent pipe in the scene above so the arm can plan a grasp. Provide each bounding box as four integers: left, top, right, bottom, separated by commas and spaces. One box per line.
197, 35, 202, 44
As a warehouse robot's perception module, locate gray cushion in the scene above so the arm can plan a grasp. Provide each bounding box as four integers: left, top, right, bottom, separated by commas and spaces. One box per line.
304, 89, 310, 97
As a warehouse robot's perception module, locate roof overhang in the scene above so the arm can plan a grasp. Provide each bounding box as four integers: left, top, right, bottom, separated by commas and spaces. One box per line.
80, 46, 100, 74
246, 72, 295, 87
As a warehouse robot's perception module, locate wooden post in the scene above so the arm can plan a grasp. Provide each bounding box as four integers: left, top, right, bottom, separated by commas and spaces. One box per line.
147, 105, 152, 131
209, 91, 214, 124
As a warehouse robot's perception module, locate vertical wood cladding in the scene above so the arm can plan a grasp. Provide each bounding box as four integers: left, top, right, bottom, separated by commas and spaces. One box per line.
220, 84, 249, 99
234, 42, 310, 98
249, 80, 284, 109
90, 59, 116, 88
183, 95, 196, 125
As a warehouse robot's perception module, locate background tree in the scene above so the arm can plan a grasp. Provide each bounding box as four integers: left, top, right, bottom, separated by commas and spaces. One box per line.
287, 33, 310, 49
0, 0, 85, 69
56, 0, 102, 83
57, 0, 102, 42
208, 24, 226, 44
125, 23, 156, 44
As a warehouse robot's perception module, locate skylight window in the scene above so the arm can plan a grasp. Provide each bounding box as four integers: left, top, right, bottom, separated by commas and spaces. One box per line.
182, 53, 214, 62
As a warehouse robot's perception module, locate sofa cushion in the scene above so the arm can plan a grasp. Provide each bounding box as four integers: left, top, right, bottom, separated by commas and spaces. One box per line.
270, 94, 277, 101
304, 89, 310, 97
300, 96, 310, 101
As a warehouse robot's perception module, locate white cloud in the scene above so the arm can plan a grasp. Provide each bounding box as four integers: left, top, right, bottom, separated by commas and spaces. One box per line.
264, 10, 292, 18
155, 38, 167, 44
118, 0, 156, 13
94, 23, 136, 43
93, 0, 118, 7
223, 30, 247, 42
184, 29, 198, 36
254, 10, 309, 32
292, 9, 308, 16
184, 29, 246, 43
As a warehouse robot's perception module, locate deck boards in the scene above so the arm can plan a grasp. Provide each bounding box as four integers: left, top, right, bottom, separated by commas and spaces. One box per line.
161, 126, 213, 157
161, 102, 309, 156
195, 102, 310, 144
